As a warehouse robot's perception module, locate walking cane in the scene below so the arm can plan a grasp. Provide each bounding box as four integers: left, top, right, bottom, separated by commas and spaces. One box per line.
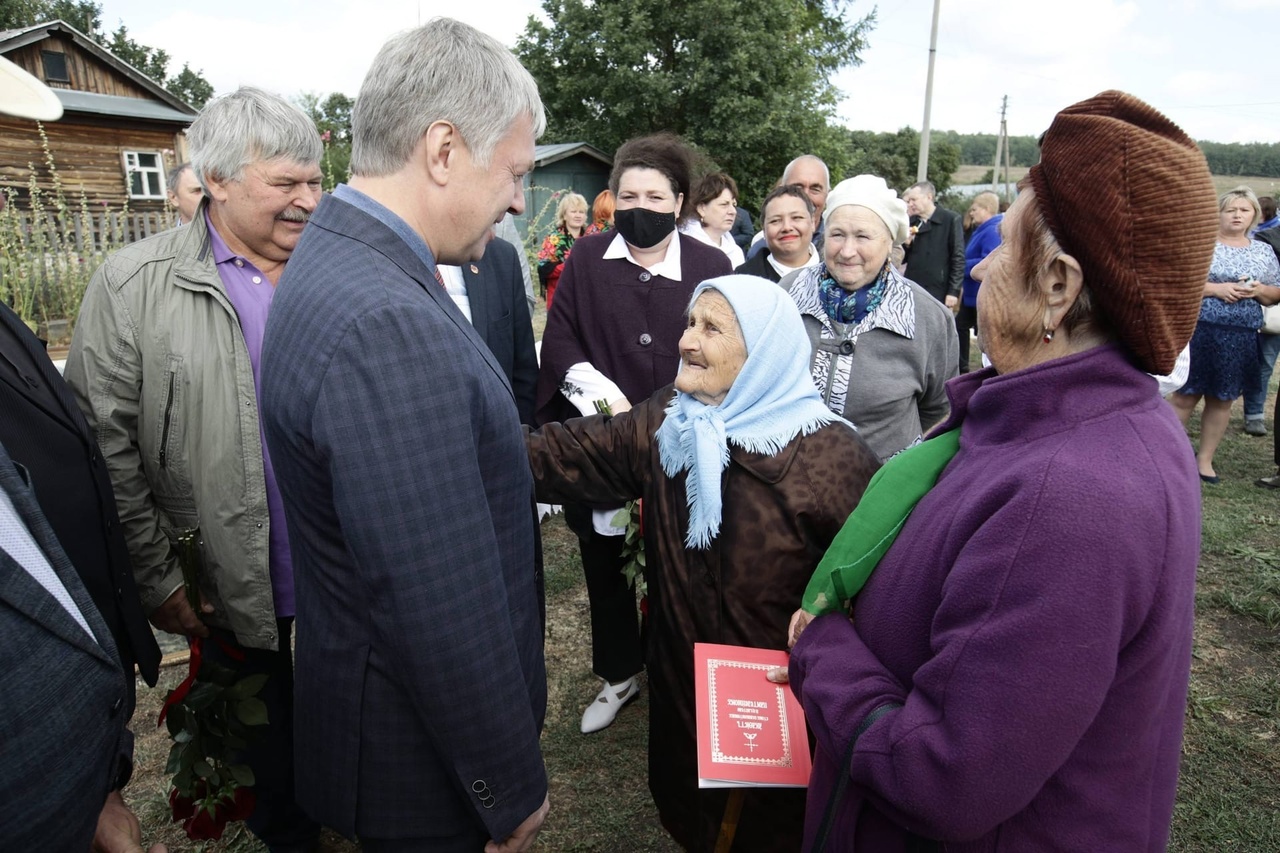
714, 789, 745, 853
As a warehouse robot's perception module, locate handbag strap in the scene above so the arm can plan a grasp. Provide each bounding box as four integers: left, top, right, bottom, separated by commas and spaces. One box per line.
810, 702, 901, 852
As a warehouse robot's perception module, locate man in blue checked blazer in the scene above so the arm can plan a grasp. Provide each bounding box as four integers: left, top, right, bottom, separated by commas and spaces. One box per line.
261, 19, 549, 853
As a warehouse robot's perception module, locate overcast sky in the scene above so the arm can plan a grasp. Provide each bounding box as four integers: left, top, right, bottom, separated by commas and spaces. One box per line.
98, 0, 1280, 145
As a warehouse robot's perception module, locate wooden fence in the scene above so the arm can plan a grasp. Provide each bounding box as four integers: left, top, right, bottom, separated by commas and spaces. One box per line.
0, 209, 176, 342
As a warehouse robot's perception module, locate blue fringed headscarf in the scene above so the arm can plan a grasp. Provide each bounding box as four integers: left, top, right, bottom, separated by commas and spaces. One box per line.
656, 275, 849, 549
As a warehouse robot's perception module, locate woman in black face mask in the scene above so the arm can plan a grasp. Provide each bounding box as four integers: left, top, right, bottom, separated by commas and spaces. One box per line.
534, 133, 733, 742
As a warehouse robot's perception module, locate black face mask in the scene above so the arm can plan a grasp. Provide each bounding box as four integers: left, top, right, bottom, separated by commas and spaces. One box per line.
614, 207, 677, 249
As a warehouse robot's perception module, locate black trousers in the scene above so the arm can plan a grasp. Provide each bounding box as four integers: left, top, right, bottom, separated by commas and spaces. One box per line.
568, 505, 644, 683
956, 302, 978, 374
203, 617, 320, 852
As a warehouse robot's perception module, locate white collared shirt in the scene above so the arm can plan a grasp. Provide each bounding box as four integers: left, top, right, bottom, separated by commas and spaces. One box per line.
767, 243, 820, 278
678, 221, 744, 268
0, 488, 96, 640
437, 264, 471, 322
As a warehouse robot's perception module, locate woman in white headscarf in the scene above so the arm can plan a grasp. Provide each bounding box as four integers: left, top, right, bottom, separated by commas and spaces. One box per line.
526, 275, 879, 852
781, 175, 959, 460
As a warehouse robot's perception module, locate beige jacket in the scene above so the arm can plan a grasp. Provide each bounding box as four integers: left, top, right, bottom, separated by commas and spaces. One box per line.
65, 207, 280, 649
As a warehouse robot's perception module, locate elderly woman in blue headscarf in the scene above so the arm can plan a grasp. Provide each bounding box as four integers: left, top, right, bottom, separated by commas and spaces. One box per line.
527, 275, 880, 852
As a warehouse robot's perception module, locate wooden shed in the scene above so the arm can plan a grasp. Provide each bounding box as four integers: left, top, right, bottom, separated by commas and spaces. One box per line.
0, 20, 197, 215
517, 142, 613, 240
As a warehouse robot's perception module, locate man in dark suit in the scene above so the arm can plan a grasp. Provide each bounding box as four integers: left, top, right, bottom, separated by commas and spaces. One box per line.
0, 54, 163, 852
902, 180, 965, 307
260, 19, 549, 852
439, 237, 539, 425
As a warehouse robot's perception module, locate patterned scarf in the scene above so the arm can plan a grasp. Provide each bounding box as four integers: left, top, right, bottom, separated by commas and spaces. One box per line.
817, 261, 892, 325
787, 263, 917, 419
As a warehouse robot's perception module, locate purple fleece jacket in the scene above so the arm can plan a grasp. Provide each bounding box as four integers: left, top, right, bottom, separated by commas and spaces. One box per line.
790, 344, 1200, 851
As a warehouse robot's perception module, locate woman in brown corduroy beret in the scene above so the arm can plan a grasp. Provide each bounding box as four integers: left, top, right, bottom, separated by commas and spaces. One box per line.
784, 91, 1219, 852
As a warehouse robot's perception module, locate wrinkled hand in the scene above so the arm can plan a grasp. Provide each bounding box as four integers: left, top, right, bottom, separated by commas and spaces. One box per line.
93, 791, 168, 853
787, 608, 814, 649
485, 794, 549, 853
149, 586, 212, 637
766, 665, 789, 684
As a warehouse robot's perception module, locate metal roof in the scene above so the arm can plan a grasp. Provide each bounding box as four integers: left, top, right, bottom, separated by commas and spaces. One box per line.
0, 20, 197, 116
535, 142, 612, 168
54, 89, 194, 123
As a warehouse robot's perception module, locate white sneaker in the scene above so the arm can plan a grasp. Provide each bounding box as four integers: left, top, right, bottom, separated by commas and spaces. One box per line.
580, 676, 640, 734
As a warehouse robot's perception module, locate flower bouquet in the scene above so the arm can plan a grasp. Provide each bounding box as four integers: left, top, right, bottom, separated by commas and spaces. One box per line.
158, 528, 269, 840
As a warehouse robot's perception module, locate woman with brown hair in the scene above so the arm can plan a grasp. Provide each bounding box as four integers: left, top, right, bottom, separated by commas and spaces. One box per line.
535, 133, 731, 737
680, 172, 745, 267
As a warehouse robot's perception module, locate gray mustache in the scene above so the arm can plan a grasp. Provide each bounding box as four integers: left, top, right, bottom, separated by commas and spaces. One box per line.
277, 208, 311, 224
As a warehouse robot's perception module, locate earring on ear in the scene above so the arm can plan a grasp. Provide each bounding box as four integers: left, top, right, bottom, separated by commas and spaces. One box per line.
1043, 328, 1055, 344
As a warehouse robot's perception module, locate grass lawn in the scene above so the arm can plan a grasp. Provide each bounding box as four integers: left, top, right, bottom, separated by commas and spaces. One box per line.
123, 311, 1280, 850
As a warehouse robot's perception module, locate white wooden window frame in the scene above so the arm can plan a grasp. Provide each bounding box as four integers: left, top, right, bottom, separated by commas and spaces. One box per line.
122, 150, 166, 200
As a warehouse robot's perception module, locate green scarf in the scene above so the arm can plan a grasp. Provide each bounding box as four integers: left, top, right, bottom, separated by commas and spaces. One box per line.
801, 428, 961, 615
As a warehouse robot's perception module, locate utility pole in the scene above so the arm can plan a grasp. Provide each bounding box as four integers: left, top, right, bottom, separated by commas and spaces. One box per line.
990, 95, 1010, 202
916, 0, 942, 182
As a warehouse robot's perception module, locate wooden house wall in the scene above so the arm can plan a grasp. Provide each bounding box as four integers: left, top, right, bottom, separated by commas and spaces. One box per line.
6, 36, 153, 98
0, 116, 187, 212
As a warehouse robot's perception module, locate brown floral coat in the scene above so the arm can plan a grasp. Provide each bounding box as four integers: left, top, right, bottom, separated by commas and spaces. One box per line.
527, 385, 879, 852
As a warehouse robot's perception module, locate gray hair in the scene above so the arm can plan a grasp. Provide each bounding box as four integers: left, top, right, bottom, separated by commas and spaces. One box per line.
782, 155, 830, 189
351, 18, 546, 176
907, 181, 937, 199
166, 162, 192, 189
188, 87, 322, 191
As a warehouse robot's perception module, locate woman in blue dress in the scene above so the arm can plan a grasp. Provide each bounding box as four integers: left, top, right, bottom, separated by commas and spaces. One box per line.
1171, 186, 1280, 482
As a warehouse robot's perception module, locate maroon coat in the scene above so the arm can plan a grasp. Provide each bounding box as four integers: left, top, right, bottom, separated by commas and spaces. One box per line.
528, 387, 879, 851
535, 232, 732, 426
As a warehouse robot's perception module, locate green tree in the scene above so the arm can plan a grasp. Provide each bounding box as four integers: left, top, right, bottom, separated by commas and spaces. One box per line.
297, 91, 354, 189
844, 127, 961, 197
3, 0, 215, 108
167, 63, 213, 110
516, 0, 874, 211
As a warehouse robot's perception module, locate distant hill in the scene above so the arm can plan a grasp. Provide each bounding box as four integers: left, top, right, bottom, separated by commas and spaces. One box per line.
940, 130, 1280, 179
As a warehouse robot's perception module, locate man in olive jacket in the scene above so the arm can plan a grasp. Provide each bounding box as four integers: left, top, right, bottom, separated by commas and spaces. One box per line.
65, 87, 325, 853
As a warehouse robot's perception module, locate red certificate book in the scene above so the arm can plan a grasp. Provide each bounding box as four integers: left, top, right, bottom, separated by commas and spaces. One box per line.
695, 642, 812, 788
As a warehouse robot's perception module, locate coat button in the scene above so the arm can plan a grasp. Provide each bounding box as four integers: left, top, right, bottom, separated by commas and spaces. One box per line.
638, 271, 651, 282
840, 340, 855, 355
639, 333, 652, 346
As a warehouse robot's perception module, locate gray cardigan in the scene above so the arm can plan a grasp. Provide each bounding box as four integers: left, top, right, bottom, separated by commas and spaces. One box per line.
781, 266, 958, 460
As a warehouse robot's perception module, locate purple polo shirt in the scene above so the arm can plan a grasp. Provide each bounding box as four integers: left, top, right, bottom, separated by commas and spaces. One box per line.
206, 210, 294, 618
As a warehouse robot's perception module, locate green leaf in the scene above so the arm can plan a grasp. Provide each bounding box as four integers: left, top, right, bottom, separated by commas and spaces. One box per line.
173, 728, 194, 744
236, 697, 269, 726
611, 508, 629, 528
226, 672, 269, 700
193, 759, 213, 778
165, 742, 184, 775
228, 764, 256, 787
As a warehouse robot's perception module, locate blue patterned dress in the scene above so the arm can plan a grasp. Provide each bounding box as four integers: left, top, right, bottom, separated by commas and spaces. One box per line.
1179, 240, 1280, 400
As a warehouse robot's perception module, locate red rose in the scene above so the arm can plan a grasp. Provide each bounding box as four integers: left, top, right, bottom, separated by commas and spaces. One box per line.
168, 787, 196, 822
226, 786, 257, 822
183, 804, 228, 841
